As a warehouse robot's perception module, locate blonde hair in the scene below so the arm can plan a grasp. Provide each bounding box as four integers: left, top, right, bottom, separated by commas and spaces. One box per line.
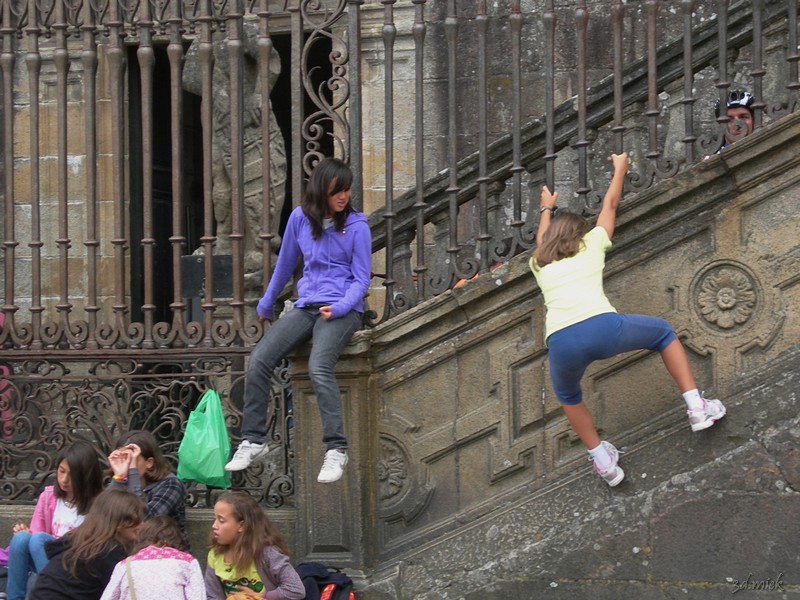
210, 491, 291, 573
532, 212, 591, 269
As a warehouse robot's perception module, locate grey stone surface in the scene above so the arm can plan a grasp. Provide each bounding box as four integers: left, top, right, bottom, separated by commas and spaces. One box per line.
352, 110, 800, 598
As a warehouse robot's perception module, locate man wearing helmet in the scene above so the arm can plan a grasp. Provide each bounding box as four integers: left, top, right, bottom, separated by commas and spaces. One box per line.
714, 89, 755, 148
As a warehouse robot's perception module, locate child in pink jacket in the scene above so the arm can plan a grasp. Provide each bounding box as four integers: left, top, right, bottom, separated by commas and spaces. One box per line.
5, 441, 103, 600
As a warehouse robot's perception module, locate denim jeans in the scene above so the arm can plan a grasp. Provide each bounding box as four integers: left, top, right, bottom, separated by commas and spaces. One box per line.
241, 306, 362, 451
7, 531, 53, 600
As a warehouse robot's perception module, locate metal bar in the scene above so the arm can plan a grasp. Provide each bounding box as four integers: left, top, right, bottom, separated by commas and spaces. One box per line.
412, 0, 426, 306
612, 0, 625, 156
509, 0, 527, 250
107, 0, 131, 347
788, 0, 799, 106
381, 0, 396, 318
167, 0, 188, 345
26, 0, 43, 350
348, 0, 364, 207
257, 0, 275, 290
751, 0, 765, 129
53, 0, 71, 347
441, 0, 458, 292
476, 0, 489, 273
197, 0, 216, 347
289, 0, 303, 200
81, 0, 100, 350
138, 0, 156, 348
681, 0, 696, 165
227, 0, 246, 335
0, 0, 19, 347
715, 0, 730, 148
644, 0, 661, 176
574, 0, 590, 208
543, 0, 556, 193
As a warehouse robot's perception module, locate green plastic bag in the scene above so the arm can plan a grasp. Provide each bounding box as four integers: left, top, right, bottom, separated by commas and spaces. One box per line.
177, 389, 231, 488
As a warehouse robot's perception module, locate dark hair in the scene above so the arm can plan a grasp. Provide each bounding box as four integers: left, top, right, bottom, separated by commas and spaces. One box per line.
532, 212, 592, 269
300, 157, 354, 239
61, 489, 145, 577
133, 515, 185, 553
115, 430, 172, 483
54, 440, 104, 515
210, 491, 291, 573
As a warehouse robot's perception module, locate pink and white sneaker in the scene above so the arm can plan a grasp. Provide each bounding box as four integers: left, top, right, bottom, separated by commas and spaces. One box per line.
688, 396, 727, 432
593, 441, 625, 487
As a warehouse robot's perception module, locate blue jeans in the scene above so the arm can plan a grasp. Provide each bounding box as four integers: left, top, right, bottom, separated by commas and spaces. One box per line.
241, 306, 362, 451
547, 312, 676, 406
7, 531, 53, 600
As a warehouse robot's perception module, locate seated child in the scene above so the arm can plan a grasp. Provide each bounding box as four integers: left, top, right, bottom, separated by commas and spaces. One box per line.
5, 440, 104, 600
205, 491, 304, 600
100, 515, 205, 600
29, 489, 145, 600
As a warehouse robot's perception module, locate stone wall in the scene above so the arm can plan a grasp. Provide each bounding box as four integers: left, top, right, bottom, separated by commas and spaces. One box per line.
295, 106, 800, 597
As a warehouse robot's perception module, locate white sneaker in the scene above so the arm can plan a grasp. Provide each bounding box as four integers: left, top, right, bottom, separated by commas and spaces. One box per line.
317, 449, 348, 483
225, 440, 269, 471
592, 441, 625, 487
688, 397, 727, 432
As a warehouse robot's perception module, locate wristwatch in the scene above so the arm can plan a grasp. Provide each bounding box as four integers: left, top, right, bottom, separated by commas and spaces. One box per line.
539, 205, 557, 214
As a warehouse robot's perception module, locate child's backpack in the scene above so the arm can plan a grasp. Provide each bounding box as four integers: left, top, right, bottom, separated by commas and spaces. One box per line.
296, 561, 355, 600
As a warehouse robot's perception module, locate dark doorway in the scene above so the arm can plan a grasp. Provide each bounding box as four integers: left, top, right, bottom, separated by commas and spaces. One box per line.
127, 31, 333, 323
128, 45, 202, 324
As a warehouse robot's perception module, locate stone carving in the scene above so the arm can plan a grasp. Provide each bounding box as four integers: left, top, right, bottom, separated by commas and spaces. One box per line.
378, 436, 409, 503
697, 265, 757, 329
183, 22, 287, 291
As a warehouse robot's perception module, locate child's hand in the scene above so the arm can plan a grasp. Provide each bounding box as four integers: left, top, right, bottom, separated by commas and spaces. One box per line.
12, 522, 30, 534
611, 152, 628, 174
540, 185, 558, 209
108, 448, 131, 477
126, 444, 142, 466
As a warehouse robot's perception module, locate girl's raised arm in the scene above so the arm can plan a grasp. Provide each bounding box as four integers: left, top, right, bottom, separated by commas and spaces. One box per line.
596, 152, 628, 239
536, 185, 558, 242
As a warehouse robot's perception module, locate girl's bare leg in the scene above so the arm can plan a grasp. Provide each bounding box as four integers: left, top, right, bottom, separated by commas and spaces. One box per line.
562, 402, 601, 450
660, 338, 697, 393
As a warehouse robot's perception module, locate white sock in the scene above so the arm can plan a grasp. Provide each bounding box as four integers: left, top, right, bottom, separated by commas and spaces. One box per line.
682, 389, 705, 411
588, 443, 611, 470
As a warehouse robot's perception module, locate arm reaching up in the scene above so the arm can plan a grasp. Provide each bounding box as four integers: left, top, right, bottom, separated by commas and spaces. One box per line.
536, 185, 559, 242
596, 152, 628, 239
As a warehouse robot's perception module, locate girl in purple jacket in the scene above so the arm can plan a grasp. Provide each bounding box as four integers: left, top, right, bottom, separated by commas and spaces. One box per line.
225, 158, 371, 484
6, 440, 104, 600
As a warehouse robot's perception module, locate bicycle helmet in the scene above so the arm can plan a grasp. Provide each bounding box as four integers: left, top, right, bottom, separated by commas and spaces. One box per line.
714, 89, 754, 118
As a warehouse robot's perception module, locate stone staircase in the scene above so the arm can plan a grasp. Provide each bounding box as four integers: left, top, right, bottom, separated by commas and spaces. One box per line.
362, 344, 800, 599
355, 109, 800, 599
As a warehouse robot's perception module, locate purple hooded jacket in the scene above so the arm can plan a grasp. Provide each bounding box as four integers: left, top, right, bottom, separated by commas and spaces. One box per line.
256, 207, 371, 321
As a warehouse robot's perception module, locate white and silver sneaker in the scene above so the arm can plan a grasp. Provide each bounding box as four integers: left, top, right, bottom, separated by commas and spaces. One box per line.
224, 440, 269, 471
688, 396, 727, 432
317, 449, 348, 483
593, 441, 625, 487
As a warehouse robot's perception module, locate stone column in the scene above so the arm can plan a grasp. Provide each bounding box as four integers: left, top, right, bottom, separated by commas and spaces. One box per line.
289, 330, 376, 571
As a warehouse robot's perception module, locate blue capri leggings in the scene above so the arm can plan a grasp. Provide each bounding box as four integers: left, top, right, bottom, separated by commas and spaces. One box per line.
547, 312, 677, 406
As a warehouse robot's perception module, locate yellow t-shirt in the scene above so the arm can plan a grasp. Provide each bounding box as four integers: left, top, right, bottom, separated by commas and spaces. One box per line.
530, 226, 617, 340
207, 550, 265, 596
